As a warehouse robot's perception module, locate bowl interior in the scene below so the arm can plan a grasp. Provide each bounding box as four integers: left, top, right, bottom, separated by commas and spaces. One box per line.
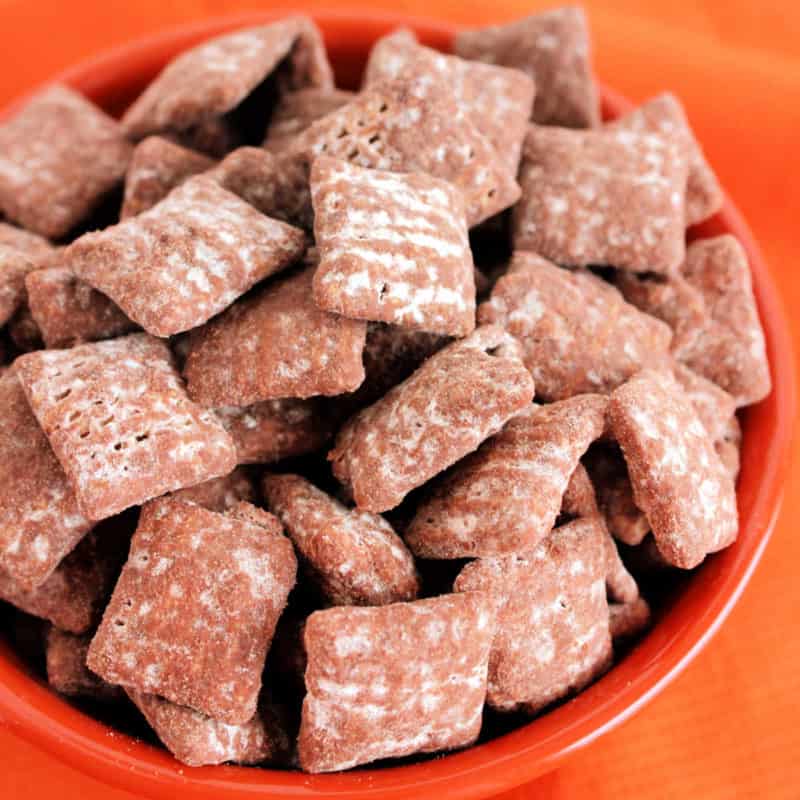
0, 10, 794, 800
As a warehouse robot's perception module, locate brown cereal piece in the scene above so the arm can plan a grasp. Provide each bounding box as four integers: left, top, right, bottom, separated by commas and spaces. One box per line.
406, 395, 606, 559
454, 516, 611, 714
16, 333, 236, 520
184, 266, 366, 408
310, 157, 475, 336
127, 689, 290, 767
364, 29, 535, 173
65, 176, 306, 337
602, 526, 640, 605
283, 76, 521, 228
215, 398, 332, 465
26, 267, 138, 348
264, 473, 419, 606
330, 325, 535, 513
167, 116, 242, 159
0, 222, 56, 261
609, 93, 723, 226
716, 415, 742, 482
169, 467, 255, 512
609, 596, 651, 642
46, 628, 122, 700
0, 369, 93, 589
0, 246, 37, 327
264, 88, 354, 150
608, 369, 738, 569
478, 252, 672, 400
454, 7, 599, 128
87, 497, 297, 724
513, 126, 688, 273
122, 18, 333, 140
298, 591, 497, 773
0, 86, 131, 239
7, 305, 43, 352
560, 462, 598, 519
120, 136, 214, 218
672, 362, 737, 441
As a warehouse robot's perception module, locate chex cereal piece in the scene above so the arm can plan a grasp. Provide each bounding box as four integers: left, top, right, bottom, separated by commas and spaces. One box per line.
122, 17, 333, 140
264, 88, 354, 150
46, 628, 122, 700
0, 222, 56, 261
87, 497, 297, 724
127, 689, 290, 767
364, 28, 535, 173
26, 267, 138, 348
168, 116, 241, 159
609, 93, 723, 226
0, 86, 131, 239
16, 333, 236, 520
0, 245, 37, 327
310, 157, 475, 335
454, 516, 611, 713
263, 473, 419, 606
120, 136, 214, 218
454, 7, 599, 128
65, 176, 306, 337
170, 466, 255, 512
672, 362, 737, 441
478, 252, 672, 400
406, 394, 607, 559
608, 369, 738, 569
609, 596, 651, 642
513, 126, 688, 273
560, 462, 598, 519
602, 527, 640, 605
330, 325, 535, 512
298, 591, 497, 773
0, 369, 93, 589
184, 266, 366, 408
716, 415, 742, 482
215, 398, 332, 465
7, 305, 43, 352
283, 76, 521, 228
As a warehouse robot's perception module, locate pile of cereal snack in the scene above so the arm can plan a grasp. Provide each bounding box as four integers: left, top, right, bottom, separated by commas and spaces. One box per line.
0, 7, 770, 773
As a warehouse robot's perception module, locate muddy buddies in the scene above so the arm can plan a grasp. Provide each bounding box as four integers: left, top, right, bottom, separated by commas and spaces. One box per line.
0, 7, 770, 774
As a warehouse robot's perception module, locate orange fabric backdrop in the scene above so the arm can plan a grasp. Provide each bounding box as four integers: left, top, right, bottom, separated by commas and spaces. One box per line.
0, 2, 798, 798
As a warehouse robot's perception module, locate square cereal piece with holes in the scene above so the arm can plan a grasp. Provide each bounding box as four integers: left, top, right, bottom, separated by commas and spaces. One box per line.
46, 628, 122, 701
0, 368, 93, 589
0, 86, 131, 239
609, 93, 723, 226
607, 369, 738, 569
363, 28, 535, 173
122, 17, 333, 140
15, 333, 236, 520
26, 267, 138, 348
478, 252, 672, 400
87, 497, 297, 724
454, 516, 611, 714
121, 136, 214, 219
406, 394, 607, 559
512, 126, 688, 273
298, 591, 497, 773
169, 466, 255, 512
283, 76, 521, 228
263, 473, 419, 606
264, 88, 354, 150
672, 362, 737, 441
310, 157, 475, 336
65, 176, 306, 337
127, 689, 290, 767
454, 7, 599, 129
184, 266, 366, 408
329, 325, 535, 513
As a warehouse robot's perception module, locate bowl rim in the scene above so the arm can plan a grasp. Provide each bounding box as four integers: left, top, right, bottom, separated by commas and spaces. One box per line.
0, 10, 795, 800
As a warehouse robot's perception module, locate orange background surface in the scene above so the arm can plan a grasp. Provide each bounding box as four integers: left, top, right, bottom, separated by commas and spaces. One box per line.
0, 1, 798, 798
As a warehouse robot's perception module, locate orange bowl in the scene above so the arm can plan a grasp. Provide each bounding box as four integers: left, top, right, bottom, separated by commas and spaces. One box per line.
0, 10, 794, 800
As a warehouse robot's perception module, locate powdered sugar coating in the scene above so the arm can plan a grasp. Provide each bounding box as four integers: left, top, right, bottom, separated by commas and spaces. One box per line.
0, 85, 131, 238
15, 333, 237, 520
364, 28, 535, 173
264, 473, 419, 606
672, 362, 737, 441
264, 88, 354, 150
513, 126, 688, 273
46, 628, 122, 700
608, 369, 738, 569
170, 466, 255, 512
478, 252, 672, 400
406, 394, 607, 559
560, 462, 599, 520
66, 176, 306, 337
184, 266, 366, 407
298, 591, 497, 773
454, 7, 599, 128
0, 222, 56, 261
87, 497, 296, 724
454, 516, 611, 713
311, 157, 475, 335
122, 18, 333, 140
330, 325, 535, 512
